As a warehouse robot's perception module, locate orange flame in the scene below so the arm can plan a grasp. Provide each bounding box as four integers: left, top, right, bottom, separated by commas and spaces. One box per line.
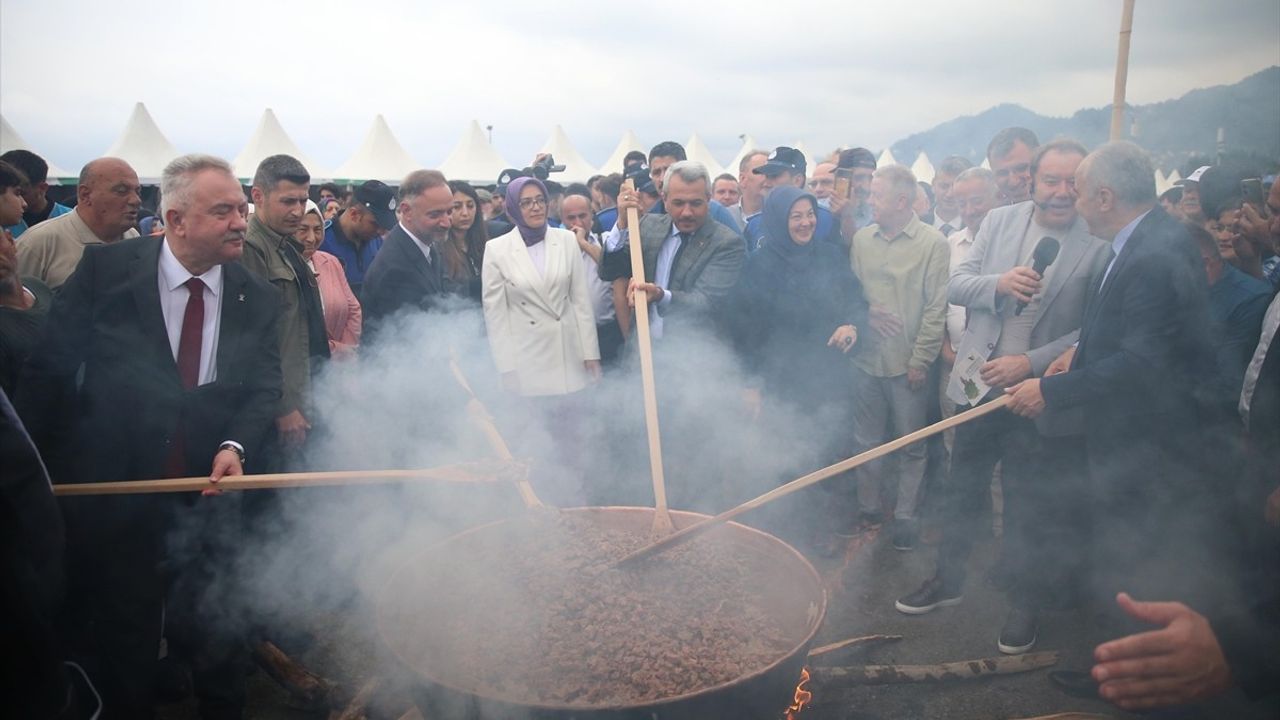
784, 666, 812, 718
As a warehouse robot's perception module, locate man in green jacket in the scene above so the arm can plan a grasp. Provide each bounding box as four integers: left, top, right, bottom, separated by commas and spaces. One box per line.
243, 154, 328, 463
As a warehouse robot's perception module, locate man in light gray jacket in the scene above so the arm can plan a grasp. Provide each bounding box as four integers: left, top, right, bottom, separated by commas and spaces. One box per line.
894, 139, 1112, 657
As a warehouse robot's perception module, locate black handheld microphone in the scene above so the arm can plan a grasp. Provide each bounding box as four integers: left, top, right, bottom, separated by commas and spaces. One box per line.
1015, 237, 1060, 316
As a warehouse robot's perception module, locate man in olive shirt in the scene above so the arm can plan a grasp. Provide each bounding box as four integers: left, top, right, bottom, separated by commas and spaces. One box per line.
849, 164, 950, 550
16, 157, 141, 290
243, 154, 327, 463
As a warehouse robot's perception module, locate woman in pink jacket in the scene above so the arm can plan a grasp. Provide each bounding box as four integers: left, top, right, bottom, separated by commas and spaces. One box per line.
296, 200, 362, 359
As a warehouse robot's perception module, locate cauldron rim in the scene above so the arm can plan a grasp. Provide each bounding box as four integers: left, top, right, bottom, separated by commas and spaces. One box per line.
374, 505, 828, 713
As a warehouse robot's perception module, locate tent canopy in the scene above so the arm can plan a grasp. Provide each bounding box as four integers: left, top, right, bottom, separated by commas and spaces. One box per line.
537, 125, 597, 183
1, 114, 74, 182
683, 133, 724, 178
600, 130, 644, 176
438, 120, 509, 184
727, 135, 761, 176
877, 148, 898, 168
334, 114, 420, 184
233, 109, 327, 181
911, 151, 935, 184
104, 102, 179, 183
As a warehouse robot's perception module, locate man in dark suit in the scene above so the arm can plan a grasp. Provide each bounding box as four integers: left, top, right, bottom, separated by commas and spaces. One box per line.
600, 160, 745, 341
18, 154, 282, 719
1004, 143, 1232, 702
361, 169, 452, 341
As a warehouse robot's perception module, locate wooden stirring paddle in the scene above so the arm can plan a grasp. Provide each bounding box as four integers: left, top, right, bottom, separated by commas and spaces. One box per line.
611, 394, 1013, 567
621, 179, 675, 537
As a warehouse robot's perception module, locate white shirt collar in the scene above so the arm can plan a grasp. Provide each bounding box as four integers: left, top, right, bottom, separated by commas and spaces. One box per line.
159, 237, 223, 295
399, 221, 433, 261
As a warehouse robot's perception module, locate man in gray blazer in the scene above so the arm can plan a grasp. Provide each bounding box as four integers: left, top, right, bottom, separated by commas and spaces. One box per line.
895, 139, 1111, 656
601, 160, 745, 340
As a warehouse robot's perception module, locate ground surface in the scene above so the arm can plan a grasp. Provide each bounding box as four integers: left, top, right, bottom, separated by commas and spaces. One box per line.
157, 511, 1275, 720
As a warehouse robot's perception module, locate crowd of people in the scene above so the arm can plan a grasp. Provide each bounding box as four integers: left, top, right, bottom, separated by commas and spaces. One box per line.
0, 126, 1277, 718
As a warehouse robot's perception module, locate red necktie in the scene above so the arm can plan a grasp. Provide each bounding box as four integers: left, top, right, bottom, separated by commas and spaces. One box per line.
177, 277, 205, 389
165, 277, 204, 477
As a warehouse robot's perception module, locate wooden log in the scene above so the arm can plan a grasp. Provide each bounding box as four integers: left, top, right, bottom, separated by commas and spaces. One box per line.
807, 634, 903, 659
1010, 714, 1114, 720
329, 677, 381, 720
809, 651, 1058, 686
252, 640, 332, 709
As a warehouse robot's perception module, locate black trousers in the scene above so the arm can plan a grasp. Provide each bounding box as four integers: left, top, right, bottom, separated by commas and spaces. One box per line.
936, 403, 1087, 607
60, 494, 249, 720
596, 321, 625, 367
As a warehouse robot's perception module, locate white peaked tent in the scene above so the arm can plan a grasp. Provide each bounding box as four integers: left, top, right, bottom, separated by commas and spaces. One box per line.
600, 130, 644, 175
537, 125, 597, 183
727, 135, 760, 176
439, 120, 510, 184
104, 102, 179, 183
683, 133, 724, 178
233, 109, 326, 181
980, 157, 991, 170
0, 114, 73, 181
1166, 169, 1182, 186
911, 152, 936, 184
334, 115, 420, 183
1154, 169, 1171, 196
877, 148, 898, 168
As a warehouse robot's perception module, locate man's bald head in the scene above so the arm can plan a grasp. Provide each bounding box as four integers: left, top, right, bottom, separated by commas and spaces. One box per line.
76, 157, 142, 241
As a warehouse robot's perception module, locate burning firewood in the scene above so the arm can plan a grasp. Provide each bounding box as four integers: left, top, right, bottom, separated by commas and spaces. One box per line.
252, 640, 333, 709
329, 677, 381, 720
807, 634, 903, 659
809, 650, 1059, 685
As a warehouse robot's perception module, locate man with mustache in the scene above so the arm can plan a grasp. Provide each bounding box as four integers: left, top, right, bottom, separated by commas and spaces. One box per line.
17, 154, 282, 719
896, 139, 1112, 658
17, 156, 142, 290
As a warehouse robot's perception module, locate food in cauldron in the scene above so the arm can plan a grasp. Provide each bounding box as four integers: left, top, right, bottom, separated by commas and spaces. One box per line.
380, 512, 798, 706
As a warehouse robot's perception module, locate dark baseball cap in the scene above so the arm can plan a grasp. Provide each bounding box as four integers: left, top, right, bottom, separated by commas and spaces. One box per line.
838, 147, 877, 171
353, 180, 398, 229
753, 146, 806, 177
625, 163, 656, 195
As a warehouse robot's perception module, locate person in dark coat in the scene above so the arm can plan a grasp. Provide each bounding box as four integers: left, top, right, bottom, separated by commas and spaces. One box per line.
729, 185, 868, 554
360, 170, 452, 343
17, 154, 282, 720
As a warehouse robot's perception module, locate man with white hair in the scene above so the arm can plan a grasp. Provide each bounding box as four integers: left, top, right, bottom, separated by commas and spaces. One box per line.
848, 164, 950, 550
18, 154, 282, 719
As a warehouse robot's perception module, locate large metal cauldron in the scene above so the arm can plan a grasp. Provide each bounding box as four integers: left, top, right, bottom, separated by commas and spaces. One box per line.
376, 506, 826, 719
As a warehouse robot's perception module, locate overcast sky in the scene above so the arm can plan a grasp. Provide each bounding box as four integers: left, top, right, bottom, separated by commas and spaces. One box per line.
2, 0, 1277, 174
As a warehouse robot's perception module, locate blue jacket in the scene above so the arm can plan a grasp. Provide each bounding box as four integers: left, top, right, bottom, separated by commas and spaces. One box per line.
5, 201, 72, 239
320, 212, 383, 297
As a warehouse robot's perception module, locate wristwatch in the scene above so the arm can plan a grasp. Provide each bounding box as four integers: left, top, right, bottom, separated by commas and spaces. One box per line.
218, 441, 245, 464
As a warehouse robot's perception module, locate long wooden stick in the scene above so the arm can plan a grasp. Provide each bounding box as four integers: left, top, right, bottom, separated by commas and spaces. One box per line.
448, 349, 543, 509
1110, 0, 1136, 140
808, 634, 903, 659
613, 395, 1011, 567
810, 650, 1058, 686
52, 461, 517, 496
622, 179, 674, 536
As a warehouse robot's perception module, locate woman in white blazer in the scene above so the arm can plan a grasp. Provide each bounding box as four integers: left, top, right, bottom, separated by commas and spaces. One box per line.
482, 177, 601, 397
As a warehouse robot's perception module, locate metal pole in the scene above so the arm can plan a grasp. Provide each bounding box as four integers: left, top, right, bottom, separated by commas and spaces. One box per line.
1110, 0, 1137, 141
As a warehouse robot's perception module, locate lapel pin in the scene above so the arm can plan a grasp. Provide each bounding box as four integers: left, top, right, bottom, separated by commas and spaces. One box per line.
238, 293, 246, 302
